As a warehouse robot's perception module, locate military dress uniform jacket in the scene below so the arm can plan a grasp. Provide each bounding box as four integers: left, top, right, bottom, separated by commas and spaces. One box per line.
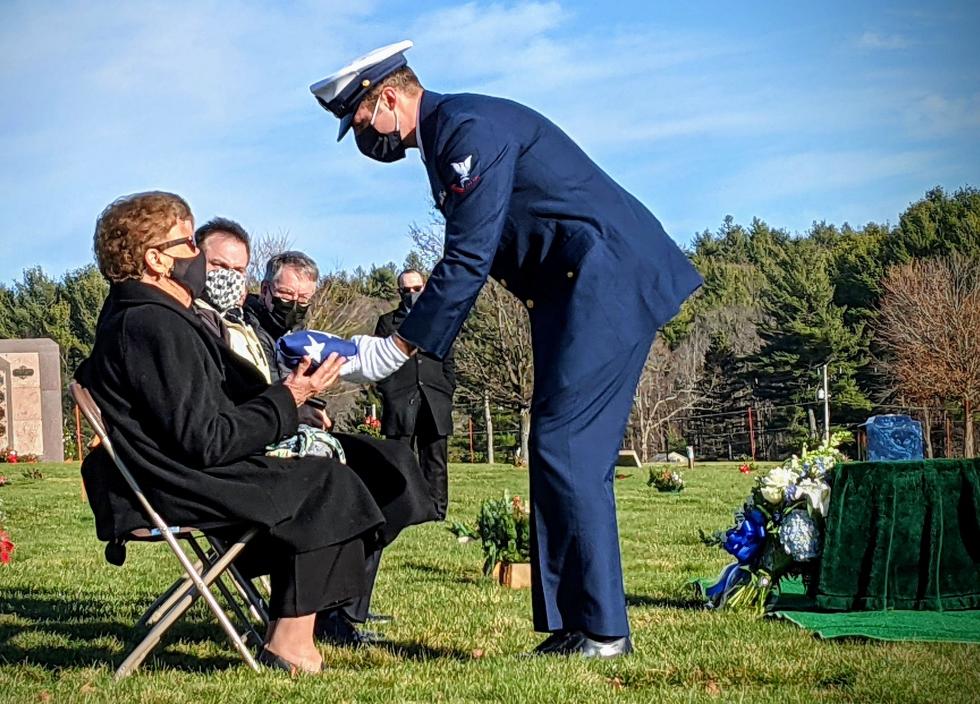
374, 307, 456, 438
391, 90, 702, 637
396, 91, 703, 363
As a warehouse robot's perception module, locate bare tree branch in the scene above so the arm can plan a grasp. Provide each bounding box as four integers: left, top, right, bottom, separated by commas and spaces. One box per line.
876, 254, 980, 456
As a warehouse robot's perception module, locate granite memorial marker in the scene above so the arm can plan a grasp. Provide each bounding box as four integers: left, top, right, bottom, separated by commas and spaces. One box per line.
0, 338, 64, 461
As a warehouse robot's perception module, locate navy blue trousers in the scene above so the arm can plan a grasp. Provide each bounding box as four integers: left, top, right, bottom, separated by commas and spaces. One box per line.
527, 245, 658, 638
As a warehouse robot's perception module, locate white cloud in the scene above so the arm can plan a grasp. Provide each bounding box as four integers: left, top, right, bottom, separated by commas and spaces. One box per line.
0, 1, 977, 282
904, 92, 980, 137
856, 31, 912, 50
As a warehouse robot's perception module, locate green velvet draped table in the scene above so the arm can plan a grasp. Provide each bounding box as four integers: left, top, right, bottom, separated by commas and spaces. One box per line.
816, 458, 980, 611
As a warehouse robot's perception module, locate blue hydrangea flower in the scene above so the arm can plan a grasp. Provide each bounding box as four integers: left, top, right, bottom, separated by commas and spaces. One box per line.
811, 456, 830, 478
779, 510, 821, 562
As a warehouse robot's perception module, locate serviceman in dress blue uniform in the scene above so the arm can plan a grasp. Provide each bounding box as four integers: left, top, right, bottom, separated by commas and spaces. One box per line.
311, 41, 702, 658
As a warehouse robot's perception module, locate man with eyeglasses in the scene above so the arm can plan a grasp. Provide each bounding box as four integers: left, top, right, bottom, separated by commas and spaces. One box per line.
374, 269, 456, 521
244, 249, 410, 646
244, 250, 320, 381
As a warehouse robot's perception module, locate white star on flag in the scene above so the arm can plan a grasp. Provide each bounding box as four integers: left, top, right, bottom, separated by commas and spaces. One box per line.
303, 334, 325, 363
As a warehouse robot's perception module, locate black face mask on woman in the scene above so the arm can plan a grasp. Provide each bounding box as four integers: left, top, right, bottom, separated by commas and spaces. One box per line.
170, 251, 207, 300
355, 98, 407, 163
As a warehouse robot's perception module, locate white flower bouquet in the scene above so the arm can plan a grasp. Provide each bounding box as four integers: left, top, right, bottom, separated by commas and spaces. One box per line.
698, 432, 850, 613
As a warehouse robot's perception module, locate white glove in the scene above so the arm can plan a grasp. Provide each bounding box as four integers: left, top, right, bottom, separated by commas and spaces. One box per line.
340, 335, 410, 383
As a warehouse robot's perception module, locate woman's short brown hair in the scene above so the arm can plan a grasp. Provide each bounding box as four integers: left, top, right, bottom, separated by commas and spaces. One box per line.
94, 191, 193, 282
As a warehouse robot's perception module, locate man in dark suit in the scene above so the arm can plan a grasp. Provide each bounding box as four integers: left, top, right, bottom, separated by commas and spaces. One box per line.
374, 269, 456, 520
310, 41, 702, 658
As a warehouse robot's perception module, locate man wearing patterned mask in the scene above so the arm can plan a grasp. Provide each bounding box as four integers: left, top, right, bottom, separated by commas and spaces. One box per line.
196, 223, 412, 644
193, 218, 270, 379
194, 224, 335, 429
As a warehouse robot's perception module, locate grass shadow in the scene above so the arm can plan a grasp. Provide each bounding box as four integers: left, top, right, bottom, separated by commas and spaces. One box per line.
379, 639, 471, 662
402, 561, 457, 577
0, 588, 242, 673
626, 594, 706, 610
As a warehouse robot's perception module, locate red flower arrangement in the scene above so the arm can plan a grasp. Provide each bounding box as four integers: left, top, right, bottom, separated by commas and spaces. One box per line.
356, 416, 382, 438
0, 530, 14, 565
738, 462, 755, 474
0, 448, 38, 464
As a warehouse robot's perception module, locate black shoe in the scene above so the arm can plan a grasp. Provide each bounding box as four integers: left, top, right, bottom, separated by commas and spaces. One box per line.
365, 611, 393, 625
553, 631, 633, 659
257, 646, 324, 675
526, 631, 573, 656
314, 611, 384, 647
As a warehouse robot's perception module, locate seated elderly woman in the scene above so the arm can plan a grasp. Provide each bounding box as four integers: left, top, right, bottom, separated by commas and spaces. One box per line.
76, 191, 432, 674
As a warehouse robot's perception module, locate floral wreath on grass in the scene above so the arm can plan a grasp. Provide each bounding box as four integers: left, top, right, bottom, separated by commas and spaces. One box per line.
0, 447, 40, 464
696, 431, 851, 613
648, 466, 685, 492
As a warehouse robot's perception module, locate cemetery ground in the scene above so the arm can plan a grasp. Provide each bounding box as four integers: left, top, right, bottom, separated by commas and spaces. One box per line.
0, 462, 977, 703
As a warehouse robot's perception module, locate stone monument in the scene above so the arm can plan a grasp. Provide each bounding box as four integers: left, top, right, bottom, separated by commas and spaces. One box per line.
0, 338, 64, 461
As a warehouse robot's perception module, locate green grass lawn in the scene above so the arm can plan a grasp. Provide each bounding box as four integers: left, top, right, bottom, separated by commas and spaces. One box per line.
0, 461, 977, 703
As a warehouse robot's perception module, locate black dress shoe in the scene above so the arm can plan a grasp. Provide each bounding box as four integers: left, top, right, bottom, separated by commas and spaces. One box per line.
532, 631, 573, 654
365, 611, 394, 625
314, 611, 384, 647
555, 632, 633, 659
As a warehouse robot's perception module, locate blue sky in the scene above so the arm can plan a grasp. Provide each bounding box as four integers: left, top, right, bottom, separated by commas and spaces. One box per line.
1, 1, 978, 283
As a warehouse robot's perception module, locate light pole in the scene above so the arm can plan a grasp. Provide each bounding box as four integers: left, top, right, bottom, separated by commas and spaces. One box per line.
816, 363, 830, 446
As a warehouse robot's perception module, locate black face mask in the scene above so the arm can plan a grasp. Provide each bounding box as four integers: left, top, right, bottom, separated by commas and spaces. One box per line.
268, 295, 310, 331
356, 125, 407, 162
400, 290, 422, 310
355, 101, 406, 163
170, 251, 207, 300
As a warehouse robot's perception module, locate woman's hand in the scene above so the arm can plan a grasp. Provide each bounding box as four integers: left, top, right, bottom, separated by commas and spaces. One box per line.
283, 353, 344, 407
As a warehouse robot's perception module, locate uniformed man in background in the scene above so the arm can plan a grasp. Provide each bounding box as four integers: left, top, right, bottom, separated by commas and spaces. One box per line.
310, 41, 702, 658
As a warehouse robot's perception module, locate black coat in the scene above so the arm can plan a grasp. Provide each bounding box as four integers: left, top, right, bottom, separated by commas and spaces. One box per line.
76, 281, 432, 553
375, 306, 456, 437
243, 293, 291, 381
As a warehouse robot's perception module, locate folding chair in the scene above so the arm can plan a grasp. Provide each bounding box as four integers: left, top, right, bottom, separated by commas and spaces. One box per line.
70, 381, 267, 679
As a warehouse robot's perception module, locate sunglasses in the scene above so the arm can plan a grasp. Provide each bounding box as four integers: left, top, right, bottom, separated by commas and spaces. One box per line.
400, 285, 423, 293
148, 235, 198, 253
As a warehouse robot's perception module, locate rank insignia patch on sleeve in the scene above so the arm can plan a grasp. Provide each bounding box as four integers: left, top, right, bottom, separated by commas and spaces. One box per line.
449, 154, 480, 194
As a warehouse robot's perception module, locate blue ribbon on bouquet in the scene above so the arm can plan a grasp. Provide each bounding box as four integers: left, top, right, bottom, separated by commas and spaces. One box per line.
703, 562, 751, 606
723, 507, 767, 563
701, 508, 768, 607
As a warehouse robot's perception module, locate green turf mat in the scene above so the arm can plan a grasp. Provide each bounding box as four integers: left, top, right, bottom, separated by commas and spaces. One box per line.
771, 578, 980, 644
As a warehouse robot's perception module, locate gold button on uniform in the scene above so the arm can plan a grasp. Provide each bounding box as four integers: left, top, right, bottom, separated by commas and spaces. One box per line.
526, 299, 534, 309
566, 271, 574, 278
500, 279, 507, 288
